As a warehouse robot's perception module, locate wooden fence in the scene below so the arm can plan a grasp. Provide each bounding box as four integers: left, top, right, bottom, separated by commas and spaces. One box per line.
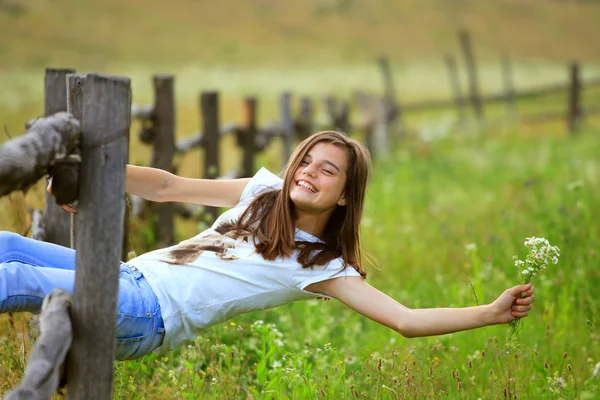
2, 70, 130, 400
395, 31, 600, 132
126, 48, 599, 249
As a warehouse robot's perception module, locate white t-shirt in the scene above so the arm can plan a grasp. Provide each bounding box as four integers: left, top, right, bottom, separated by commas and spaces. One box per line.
129, 168, 362, 352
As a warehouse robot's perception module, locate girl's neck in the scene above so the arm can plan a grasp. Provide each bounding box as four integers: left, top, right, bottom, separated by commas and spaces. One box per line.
294, 209, 333, 239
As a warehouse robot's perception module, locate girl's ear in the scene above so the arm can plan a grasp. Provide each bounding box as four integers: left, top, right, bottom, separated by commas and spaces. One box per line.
337, 194, 347, 206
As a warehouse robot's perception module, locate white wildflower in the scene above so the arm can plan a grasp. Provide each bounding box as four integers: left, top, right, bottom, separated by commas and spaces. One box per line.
593, 362, 600, 377
465, 243, 477, 252
522, 269, 530, 275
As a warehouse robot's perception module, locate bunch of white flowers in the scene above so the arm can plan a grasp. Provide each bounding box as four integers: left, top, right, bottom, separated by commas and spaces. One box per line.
508, 237, 560, 346
513, 237, 560, 285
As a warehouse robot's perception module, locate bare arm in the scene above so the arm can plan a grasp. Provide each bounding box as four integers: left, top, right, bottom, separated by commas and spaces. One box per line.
126, 165, 251, 208
305, 277, 534, 338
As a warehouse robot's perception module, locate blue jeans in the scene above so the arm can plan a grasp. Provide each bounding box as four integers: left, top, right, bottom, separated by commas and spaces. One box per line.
0, 231, 165, 360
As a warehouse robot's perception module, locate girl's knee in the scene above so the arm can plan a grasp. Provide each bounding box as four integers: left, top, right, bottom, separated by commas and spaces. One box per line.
0, 231, 25, 255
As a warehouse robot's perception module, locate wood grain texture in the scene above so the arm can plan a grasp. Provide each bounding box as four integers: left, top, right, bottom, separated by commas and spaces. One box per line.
65, 73, 130, 400
0, 112, 80, 197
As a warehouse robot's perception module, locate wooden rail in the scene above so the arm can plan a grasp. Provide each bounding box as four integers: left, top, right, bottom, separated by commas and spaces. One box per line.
4, 289, 73, 400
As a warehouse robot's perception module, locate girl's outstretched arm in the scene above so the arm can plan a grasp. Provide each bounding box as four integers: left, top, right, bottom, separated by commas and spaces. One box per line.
125, 165, 251, 207
307, 277, 534, 338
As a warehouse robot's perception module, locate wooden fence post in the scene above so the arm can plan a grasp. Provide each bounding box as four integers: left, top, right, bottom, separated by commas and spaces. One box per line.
324, 95, 338, 129
567, 62, 582, 135
458, 30, 484, 121
338, 101, 351, 134
44, 68, 75, 247
242, 97, 257, 178
151, 75, 175, 248
355, 91, 375, 154
280, 92, 293, 166
374, 96, 389, 160
443, 55, 466, 127
201, 91, 220, 222
501, 54, 517, 121
65, 74, 131, 400
376, 56, 401, 131
296, 97, 313, 141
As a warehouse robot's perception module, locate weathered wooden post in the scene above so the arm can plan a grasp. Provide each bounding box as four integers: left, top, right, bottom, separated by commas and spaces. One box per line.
501, 54, 517, 121
201, 91, 220, 222
458, 30, 484, 121
443, 54, 466, 127
296, 97, 313, 141
567, 62, 582, 135
242, 97, 257, 178
376, 56, 401, 131
338, 101, 351, 134
324, 95, 338, 129
44, 68, 75, 247
151, 75, 175, 248
355, 91, 375, 154
373, 96, 389, 160
65, 73, 131, 400
280, 92, 293, 166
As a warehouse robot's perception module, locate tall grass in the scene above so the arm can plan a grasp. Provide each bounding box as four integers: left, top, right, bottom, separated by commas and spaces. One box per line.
1, 123, 599, 398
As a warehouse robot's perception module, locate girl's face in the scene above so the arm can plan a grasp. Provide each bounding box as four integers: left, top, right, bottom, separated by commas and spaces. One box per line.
289, 142, 349, 213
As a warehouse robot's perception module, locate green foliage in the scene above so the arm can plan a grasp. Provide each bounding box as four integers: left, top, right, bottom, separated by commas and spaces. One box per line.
2, 127, 600, 398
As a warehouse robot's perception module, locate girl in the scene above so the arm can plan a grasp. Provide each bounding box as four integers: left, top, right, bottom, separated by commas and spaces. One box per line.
0, 131, 535, 360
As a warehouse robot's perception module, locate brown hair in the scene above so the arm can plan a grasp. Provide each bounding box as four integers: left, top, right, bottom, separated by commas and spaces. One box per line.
229, 131, 371, 278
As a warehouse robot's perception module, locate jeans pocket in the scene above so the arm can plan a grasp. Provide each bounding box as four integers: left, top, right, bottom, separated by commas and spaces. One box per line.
115, 335, 144, 360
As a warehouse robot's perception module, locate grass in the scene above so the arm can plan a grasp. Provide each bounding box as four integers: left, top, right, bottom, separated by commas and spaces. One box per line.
1, 120, 600, 398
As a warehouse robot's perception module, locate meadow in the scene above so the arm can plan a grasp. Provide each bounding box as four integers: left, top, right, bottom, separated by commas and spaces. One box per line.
2, 0, 600, 398
2, 117, 600, 398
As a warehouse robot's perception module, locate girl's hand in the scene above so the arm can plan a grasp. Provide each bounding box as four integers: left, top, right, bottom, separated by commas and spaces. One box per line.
46, 177, 78, 213
489, 283, 535, 324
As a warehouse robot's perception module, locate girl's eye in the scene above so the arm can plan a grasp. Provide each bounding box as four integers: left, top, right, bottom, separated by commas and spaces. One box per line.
300, 160, 309, 165
323, 169, 333, 175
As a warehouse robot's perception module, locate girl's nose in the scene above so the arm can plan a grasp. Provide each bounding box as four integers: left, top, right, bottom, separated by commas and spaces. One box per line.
302, 164, 317, 176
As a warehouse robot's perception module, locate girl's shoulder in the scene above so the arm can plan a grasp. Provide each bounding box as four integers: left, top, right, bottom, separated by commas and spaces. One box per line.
239, 168, 283, 203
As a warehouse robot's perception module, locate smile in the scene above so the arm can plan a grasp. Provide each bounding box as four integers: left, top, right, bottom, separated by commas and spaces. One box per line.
296, 180, 318, 193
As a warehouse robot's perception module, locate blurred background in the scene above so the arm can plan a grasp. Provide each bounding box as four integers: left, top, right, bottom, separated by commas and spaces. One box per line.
2, 0, 600, 123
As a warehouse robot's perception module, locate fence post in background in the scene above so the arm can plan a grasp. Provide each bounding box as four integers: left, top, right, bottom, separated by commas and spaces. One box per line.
242, 97, 257, 178
338, 101, 351, 135
501, 54, 517, 121
280, 92, 293, 167
64, 73, 85, 250
443, 55, 466, 128
567, 62, 582, 135
376, 56, 401, 131
373, 96, 389, 160
201, 91, 220, 222
66, 73, 131, 400
296, 97, 313, 141
44, 68, 75, 248
355, 91, 375, 154
324, 95, 338, 129
151, 75, 175, 248
458, 30, 484, 121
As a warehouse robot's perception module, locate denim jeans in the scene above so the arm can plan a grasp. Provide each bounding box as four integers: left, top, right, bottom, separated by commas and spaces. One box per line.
0, 231, 165, 360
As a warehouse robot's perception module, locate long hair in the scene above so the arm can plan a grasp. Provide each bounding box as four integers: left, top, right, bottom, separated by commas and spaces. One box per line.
229, 131, 371, 278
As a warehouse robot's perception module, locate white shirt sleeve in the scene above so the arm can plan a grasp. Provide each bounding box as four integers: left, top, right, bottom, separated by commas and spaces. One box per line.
292, 258, 363, 298
239, 168, 283, 204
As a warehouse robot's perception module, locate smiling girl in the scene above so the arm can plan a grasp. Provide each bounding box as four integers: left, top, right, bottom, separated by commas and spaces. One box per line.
0, 131, 535, 360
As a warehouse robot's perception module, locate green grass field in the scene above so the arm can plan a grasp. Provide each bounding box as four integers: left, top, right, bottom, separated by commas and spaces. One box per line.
2, 0, 600, 398
2, 125, 600, 398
